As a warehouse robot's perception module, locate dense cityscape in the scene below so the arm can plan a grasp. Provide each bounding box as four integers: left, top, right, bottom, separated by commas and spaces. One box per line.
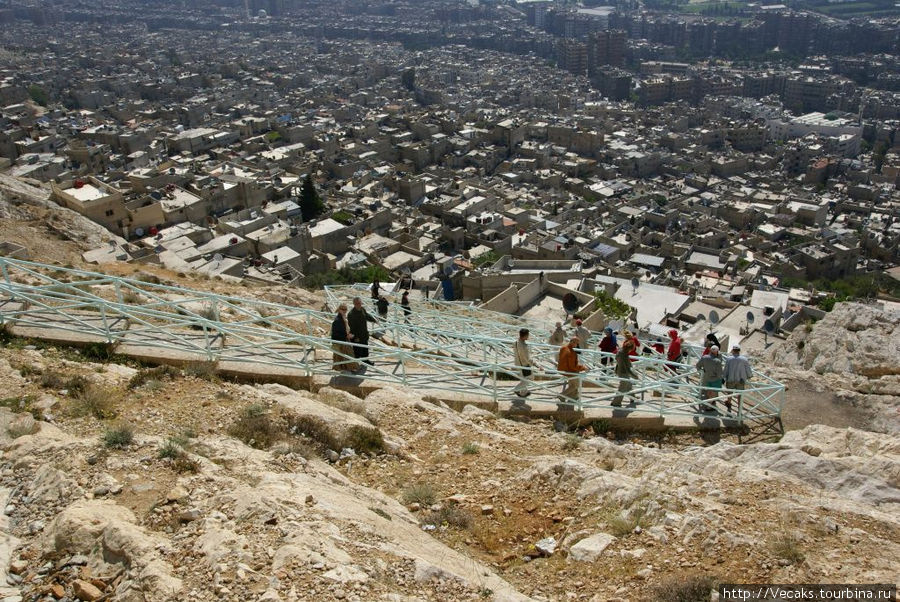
0, 2, 899, 602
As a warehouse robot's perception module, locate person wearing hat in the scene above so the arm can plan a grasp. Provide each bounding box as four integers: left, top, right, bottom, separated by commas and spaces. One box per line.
598, 327, 617, 366
612, 338, 637, 407
724, 345, 752, 414
573, 319, 591, 350
557, 337, 586, 402
695, 345, 724, 411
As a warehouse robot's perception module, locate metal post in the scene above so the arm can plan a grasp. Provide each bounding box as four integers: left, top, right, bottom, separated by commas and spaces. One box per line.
115, 281, 123, 305
100, 305, 111, 343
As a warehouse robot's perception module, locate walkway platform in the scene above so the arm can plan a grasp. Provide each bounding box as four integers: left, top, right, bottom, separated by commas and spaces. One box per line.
0, 258, 785, 434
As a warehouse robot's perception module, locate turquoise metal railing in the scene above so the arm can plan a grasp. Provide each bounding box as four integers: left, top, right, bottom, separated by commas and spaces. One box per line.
0, 257, 784, 425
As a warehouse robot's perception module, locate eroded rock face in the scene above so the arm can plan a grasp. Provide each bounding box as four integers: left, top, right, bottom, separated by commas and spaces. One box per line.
42, 500, 182, 601
770, 303, 900, 376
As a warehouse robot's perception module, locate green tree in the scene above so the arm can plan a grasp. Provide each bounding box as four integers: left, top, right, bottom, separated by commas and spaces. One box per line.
299, 172, 324, 221
28, 84, 48, 106
401, 68, 416, 92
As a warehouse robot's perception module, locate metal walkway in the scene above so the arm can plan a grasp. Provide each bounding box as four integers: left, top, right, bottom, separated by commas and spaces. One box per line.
0, 258, 784, 429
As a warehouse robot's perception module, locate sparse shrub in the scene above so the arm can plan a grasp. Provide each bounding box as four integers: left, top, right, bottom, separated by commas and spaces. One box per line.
158, 437, 184, 459
369, 506, 392, 521
272, 440, 316, 459
562, 433, 581, 451
184, 361, 218, 382
17, 363, 38, 377
769, 530, 804, 564
421, 505, 473, 530
103, 425, 133, 448
796, 340, 805, 350
73, 384, 119, 419
215, 390, 234, 400
461, 441, 479, 455
288, 415, 341, 452
605, 503, 651, 537
39, 370, 65, 389
402, 482, 436, 507
591, 418, 611, 435
651, 572, 718, 602
64, 375, 89, 396
135, 272, 162, 285
342, 425, 385, 455
81, 343, 113, 362
122, 291, 142, 304
128, 365, 181, 390
173, 455, 201, 474
228, 404, 276, 449
144, 379, 164, 392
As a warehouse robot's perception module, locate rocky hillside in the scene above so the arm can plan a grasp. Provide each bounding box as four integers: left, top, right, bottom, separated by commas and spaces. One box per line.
0, 340, 897, 602
767, 302, 900, 434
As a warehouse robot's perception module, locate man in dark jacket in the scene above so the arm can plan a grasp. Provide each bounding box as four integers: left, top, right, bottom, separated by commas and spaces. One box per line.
347, 296, 376, 365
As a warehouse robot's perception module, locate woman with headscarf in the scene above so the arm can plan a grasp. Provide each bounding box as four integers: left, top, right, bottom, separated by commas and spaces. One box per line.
702, 333, 721, 356
330, 304, 358, 372
598, 327, 617, 366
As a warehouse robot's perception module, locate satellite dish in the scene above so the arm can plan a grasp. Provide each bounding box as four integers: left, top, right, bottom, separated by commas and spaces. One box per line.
108, 240, 117, 248
135, 227, 144, 237
213, 253, 224, 263
746, 311, 755, 324
697, 313, 706, 322
154, 245, 163, 254
763, 319, 775, 333
709, 310, 720, 325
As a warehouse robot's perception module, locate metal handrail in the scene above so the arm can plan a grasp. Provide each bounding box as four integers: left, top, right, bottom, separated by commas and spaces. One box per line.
0, 257, 784, 425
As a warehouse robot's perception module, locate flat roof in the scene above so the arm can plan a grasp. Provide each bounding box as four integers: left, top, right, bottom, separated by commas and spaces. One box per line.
67, 183, 108, 202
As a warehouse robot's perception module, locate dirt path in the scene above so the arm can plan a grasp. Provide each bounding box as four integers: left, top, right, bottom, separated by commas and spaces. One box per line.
781, 378, 873, 431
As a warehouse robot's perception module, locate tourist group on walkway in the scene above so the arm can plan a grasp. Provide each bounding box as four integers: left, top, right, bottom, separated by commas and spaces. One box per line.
330, 291, 753, 414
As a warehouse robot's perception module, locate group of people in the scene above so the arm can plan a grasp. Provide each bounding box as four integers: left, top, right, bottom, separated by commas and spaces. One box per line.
330, 288, 413, 373
512, 320, 753, 412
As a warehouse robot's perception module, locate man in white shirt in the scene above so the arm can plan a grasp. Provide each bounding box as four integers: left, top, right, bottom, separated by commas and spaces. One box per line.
723, 344, 752, 414
513, 328, 532, 398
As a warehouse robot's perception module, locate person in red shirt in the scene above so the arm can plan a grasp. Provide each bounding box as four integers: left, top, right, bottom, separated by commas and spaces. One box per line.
598, 327, 617, 366
623, 329, 640, 361
666, 328, 683, 372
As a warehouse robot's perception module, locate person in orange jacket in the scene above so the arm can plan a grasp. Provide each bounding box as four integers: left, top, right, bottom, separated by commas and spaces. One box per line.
558, 337, 586, 402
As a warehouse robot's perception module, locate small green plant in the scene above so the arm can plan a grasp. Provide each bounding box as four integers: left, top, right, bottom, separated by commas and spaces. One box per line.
143, 379, 164, 392
73, 384, 119, 419
63, 375, 89, 396
173, 455, 201, 474
420, 505, 473, 530
562, 433, 581, 451
461, 441, 479, 455
103, 425, 134, 448
288, 415, 341, 452
228, 404, 276, 449
81, 343, 114, 362
605, 503, 652, 537
184, 361, 218, 382
651, 573, 718, 602
591, 418, 611, 435
39, 370, 65, 389
402, 482, 436, 507
158, 437, 184, 459
769, 530, 805, 564
342, 425, 385, 455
